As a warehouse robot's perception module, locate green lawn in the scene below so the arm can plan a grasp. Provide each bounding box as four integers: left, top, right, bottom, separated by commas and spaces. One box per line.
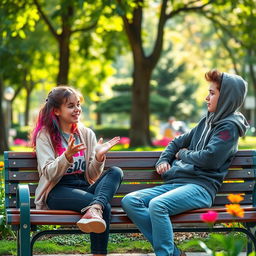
238, 136, 256, 149
0, 232, 247, 255
6, 136, 256, 152
0, 234, 153, 256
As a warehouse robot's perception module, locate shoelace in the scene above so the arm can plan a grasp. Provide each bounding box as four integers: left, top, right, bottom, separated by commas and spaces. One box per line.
90, 207, 103, 218
81, 205, 103, 218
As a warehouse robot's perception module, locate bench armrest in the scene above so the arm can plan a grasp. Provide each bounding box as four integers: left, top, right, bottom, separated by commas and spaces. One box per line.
17, 184, 31, 232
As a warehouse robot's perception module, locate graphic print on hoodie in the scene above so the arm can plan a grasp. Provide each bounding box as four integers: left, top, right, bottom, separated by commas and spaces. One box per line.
156, 73, 249, 202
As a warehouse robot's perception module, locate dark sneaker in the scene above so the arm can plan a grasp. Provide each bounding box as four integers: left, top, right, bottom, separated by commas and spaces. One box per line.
76, 206, 106, 233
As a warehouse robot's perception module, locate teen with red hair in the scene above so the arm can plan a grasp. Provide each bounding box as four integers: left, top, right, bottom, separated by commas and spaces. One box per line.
31, 86, 123, 256
122, 69, 249, 256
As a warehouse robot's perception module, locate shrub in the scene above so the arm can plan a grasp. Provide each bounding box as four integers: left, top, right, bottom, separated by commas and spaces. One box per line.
94, 127, 156, 140
94, 127, 130, 138
14, 126, 31, 141
0, 162, 15, 239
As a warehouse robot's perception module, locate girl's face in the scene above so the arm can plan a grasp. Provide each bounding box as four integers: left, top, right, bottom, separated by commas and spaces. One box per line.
205, 82, 220, 112
54, 93, 82, 131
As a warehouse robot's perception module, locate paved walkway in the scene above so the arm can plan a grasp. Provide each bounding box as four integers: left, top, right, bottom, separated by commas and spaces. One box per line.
38, 253, 247, 256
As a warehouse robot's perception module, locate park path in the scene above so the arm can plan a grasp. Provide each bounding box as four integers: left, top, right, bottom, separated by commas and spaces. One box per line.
38, 253, 247, 256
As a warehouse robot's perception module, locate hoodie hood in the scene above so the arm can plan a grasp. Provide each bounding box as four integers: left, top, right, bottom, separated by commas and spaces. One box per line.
207, 72, 249, 136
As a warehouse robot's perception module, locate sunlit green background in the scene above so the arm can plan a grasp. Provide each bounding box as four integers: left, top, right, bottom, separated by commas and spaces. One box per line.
1, 0, 255, 152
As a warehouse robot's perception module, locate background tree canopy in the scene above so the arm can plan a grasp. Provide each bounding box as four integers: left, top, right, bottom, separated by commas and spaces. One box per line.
0, 0, 255, 152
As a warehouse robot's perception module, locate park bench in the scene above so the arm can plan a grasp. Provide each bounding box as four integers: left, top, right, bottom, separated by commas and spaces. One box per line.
4, 150, 256, 256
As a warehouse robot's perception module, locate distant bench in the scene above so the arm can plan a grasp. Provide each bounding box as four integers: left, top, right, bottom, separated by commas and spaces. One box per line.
4, 150, 256, 256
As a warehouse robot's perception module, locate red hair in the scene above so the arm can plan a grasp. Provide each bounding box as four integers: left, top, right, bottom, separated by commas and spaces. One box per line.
30, 86, 83, 153
205, 69, 223, 90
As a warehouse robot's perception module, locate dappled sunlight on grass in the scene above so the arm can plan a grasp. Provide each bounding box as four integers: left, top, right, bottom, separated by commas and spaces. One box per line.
238, 136, 256, 149
10, 145, 33, 152
113, 144, 164, 151
3, 136, 255, 153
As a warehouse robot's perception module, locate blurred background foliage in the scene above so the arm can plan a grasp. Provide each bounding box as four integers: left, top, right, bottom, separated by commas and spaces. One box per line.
0, 0, 256, 152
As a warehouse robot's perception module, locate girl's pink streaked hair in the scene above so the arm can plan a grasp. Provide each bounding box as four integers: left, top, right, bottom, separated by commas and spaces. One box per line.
30, 86, 83, 153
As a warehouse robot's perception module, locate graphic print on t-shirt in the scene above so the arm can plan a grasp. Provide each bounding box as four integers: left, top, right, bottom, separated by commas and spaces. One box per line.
58, 133, 86, 175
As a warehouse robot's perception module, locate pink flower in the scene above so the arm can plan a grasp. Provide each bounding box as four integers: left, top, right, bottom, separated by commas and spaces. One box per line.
13, 138, 29, 146
152, 137, 172, 146
118, 137, 130, 145
200, 210, 218, 224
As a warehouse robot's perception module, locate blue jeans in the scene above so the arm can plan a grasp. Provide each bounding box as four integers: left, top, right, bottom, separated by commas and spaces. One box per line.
121, 183, 212, 256
47, 166, 123, 254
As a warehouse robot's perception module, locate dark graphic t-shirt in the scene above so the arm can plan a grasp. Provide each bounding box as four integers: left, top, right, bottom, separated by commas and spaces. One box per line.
58, 133, 86, 175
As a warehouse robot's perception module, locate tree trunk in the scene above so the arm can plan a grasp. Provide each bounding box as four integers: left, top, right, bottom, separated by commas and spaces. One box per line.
130, 63, 152, 146
57, 35, 70, 85
0, 78, 9, 153
25, 88, 32, 126
248, 50, 256, 133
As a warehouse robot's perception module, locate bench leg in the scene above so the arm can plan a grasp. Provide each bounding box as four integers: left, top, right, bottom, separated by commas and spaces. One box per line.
245, 223, 256, 256
17, 225, 31, 256
16, 184, 31, 256
17, 230, 20, 256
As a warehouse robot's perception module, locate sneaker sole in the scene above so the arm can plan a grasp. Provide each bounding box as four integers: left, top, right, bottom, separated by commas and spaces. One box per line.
76, 218, 106, 233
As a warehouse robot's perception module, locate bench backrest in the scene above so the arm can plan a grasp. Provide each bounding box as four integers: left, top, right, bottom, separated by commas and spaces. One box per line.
4, 150, 256, 209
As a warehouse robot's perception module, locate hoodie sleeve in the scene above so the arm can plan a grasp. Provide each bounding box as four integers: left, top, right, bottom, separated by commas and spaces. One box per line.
155, 128, 196, 167
178, 122, 239, 169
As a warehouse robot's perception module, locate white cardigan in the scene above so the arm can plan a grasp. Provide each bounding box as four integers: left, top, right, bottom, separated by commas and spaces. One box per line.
34, 125, 105, 209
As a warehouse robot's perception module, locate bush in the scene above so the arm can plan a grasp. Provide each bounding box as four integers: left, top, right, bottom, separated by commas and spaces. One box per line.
94, 127, 130, 138
94, 127, 156, 140
14, 126, 31, 141
0, 162, 14, 240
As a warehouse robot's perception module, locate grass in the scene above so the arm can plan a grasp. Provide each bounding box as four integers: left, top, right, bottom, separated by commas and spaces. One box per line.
238, 136, 256, 149
0, 234, 153, 255
5, 136, 256, 152
0, 232, 247, 255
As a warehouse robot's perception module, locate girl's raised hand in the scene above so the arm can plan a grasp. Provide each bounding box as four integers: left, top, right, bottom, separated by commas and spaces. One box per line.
95, 136, 120, 162
65, 134, 86, 162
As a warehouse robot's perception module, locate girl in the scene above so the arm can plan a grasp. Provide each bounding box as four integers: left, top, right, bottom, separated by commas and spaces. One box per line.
122, 69, 249, 256
31, 86, 123, 256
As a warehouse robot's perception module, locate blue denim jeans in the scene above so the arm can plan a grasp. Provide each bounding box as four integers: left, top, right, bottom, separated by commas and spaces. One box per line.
121, 183, 212, 256
46, 166, 123, 254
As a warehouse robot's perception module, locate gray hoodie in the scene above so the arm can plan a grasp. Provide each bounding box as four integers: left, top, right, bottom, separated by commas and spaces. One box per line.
156, 73, 249, 202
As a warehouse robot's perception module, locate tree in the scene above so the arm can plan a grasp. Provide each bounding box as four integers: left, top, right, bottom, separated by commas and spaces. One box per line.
33, 0, 100, 84
0, 0, 41, 153
152, 50, 199, 121
32, 0, 114, 85
115, 0, 213, 146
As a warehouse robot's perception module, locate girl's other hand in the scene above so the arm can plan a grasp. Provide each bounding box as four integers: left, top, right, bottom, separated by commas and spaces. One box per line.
95, 136, 120, 162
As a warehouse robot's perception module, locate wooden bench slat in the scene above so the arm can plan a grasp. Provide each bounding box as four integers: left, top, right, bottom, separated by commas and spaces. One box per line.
6, 150, 254, 159
6, 172, 39, 182
7, 206, 256, 225
5, 193, 254, 209
6, 155, 254, 170
5, 169, 256, 183
7, 205, 256, 216
231, 156, 254, 166
8, 181, 254, 194
218, 181, 255, 192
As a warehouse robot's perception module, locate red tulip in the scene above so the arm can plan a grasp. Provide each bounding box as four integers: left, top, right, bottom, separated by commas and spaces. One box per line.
200, 210, 218, 224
